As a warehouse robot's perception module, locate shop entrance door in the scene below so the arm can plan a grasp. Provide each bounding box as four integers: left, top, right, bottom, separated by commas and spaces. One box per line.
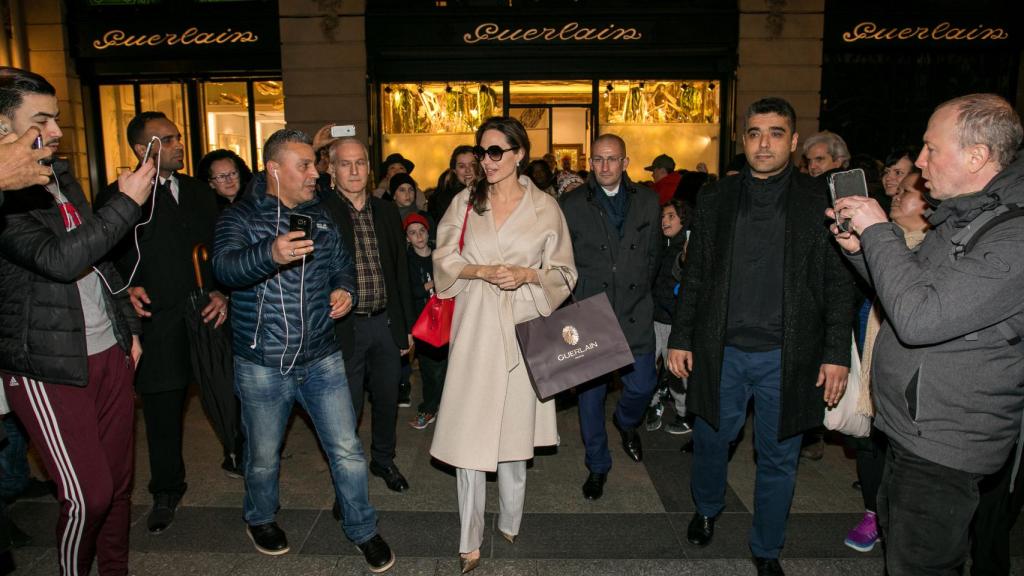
508, 105, 591, 172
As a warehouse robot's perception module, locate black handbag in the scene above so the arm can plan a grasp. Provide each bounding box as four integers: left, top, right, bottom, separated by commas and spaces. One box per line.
515, 272, 635, 400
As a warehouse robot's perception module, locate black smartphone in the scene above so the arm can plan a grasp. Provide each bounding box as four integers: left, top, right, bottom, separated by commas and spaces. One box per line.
828, 168, 869, 232
289, 213, 312, 240
33, 134, 54, 166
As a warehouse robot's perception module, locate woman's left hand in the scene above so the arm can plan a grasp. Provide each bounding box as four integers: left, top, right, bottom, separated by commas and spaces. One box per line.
494, 265, 537, 291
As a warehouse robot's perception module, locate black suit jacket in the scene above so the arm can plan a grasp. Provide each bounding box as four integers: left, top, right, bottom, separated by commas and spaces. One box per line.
668, 168, 856, 440
97, 172, 220, 392
319, 187, 414, 359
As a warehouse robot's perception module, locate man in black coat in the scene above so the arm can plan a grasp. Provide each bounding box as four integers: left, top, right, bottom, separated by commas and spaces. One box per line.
96, 112, 227, 534
667, 97, 854, 576
319, 137, 414, 494
560, 134, 663, 501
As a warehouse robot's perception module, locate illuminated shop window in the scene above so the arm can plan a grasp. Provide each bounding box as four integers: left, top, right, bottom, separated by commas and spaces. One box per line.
202, 79, 284, 171
252, 80, 286, 170
381, 81, 504, 191
98, 85, 137, 185
599, 79, 720, 175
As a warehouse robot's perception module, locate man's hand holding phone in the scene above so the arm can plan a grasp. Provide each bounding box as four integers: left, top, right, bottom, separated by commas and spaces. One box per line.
272, 231, 314, 265
118, 159, 158, 206
0, 128, 53, 191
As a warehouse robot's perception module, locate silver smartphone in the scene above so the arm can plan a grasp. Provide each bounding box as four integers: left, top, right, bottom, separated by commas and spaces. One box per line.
141, 139, 155, 166
828, 168, 869, 233
330, 124, 356, 138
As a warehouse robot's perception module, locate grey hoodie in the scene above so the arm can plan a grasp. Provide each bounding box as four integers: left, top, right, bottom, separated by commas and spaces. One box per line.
845, 154, 1024, 474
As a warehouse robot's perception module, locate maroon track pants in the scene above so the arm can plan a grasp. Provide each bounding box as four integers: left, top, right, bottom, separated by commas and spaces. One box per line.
1, 344, 135, 576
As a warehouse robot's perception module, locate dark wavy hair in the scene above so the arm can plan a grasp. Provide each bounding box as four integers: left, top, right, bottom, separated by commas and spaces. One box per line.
0, 67, 56, 120
198, 148, 254, 194
470, 116, 530, 215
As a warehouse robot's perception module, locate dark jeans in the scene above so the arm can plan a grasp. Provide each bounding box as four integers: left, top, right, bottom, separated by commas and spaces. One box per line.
691, 346, 800, 559
846, 427, 888, 512
878, 441, 983, 576
0, 416, 30, 498
970, 443, 1024, 576
344, 314, 401, 467
578, 352, 658, 474
414, 339, 448, 414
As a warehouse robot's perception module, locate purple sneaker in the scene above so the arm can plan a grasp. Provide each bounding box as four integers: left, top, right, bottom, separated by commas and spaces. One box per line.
844, 511, 879, 552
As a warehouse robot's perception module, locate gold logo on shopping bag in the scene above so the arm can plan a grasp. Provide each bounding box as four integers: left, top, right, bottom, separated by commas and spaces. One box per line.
562, 325, 580, 346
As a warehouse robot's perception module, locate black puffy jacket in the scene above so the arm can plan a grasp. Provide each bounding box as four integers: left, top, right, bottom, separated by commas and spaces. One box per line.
0, 161, 141, 386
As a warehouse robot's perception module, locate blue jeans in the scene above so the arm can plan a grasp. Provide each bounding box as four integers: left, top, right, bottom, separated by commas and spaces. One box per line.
691, 346, 801, 559
0, 415, 30, 497
234, 351, 377, 545
578, 352, 658, 474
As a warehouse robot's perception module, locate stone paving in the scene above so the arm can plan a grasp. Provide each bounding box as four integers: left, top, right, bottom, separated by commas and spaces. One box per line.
5, 385, 1022, 575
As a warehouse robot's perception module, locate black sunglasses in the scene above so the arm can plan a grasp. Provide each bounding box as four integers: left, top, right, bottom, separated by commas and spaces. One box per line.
472, 145, 520, 162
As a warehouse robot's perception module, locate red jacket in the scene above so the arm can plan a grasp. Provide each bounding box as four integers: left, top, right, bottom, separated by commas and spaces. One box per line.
652, 171, 681, 205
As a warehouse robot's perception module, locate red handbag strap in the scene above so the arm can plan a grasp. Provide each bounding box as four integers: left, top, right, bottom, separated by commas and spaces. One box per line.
458, 201, 472, 254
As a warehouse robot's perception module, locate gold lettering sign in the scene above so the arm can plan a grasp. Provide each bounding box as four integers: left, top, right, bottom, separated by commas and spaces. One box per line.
463, 22, 642, 44
92, 27, 260, 50
842, 21, 1009, 43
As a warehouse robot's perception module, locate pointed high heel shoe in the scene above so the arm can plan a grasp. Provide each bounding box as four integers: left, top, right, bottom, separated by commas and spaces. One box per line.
459, 552, 480, 574
499, 530, 516, 544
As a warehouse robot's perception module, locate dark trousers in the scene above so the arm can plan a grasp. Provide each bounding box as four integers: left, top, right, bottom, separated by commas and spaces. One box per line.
970, 444, 1024, 576
414, 339, 448, 414
1, 345, 135, 576
877, 440, 983, 576
344, 313, 401, 467
691, 346, 800, 559
141, 388, 189, 497
578, 352, 658, 474
0, 416, 30, 498
847, 427, 888, 512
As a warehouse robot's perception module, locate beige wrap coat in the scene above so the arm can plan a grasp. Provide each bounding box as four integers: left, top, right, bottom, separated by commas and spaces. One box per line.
429, 177, 577, 472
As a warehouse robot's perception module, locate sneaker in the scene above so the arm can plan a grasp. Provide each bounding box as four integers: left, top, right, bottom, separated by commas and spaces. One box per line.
409, 412, 436, 430
247, 522, 290, 556
844, 511, 879, 552
645, 403, 664, 432
664, 415, 692, 436
357, 534, 396, 573
397, 383, 412, 408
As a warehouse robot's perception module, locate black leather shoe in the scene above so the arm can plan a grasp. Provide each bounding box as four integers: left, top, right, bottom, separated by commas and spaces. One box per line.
146, 492, 183, 534
754, 557, 785, 576
686, 512, 716, 546
247, 522, 289, 556
221, 454, 244, 479
357, 534, 396, 573
581, 472, 607, 500
614, 417, 643, 462
370, 461, 409, 492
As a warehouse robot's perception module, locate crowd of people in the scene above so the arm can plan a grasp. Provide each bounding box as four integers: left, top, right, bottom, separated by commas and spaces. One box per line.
1, 62, 1023, 576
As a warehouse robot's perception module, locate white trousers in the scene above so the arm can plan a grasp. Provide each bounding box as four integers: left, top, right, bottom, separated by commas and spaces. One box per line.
456, 460, 527, 553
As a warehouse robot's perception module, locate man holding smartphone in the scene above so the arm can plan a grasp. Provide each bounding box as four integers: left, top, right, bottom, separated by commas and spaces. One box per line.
0, 65, 157, 575
667, 97, 855, 576
213, 129, 395, 572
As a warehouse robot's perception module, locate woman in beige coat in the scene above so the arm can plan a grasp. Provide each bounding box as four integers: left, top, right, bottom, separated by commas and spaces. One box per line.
430, 116, 576, 573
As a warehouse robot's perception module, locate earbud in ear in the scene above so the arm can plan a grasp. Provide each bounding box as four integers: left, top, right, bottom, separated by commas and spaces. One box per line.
0, 123, 9, 135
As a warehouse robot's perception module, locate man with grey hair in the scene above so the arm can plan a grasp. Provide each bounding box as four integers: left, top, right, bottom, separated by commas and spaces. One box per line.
830, 93, 1024, 576
803, 130, 851, 177
213, 129, 395, 572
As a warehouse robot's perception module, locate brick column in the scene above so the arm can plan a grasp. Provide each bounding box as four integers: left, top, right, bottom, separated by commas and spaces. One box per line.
736, 0, 824, 145
23, 0, 91, 197
279, 0, 369, 143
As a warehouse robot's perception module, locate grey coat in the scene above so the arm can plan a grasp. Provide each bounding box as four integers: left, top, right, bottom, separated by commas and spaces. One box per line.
845, 154, 1024, 474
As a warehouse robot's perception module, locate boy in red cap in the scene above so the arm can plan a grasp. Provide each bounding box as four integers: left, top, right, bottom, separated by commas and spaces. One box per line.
403, 214, 448, 429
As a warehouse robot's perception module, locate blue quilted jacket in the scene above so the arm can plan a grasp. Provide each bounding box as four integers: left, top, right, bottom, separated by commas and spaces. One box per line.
212, 173, 355, 367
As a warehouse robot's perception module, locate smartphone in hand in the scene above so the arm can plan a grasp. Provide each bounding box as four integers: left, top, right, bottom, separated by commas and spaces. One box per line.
828, 168, 869, 232
289, 213, 312, 240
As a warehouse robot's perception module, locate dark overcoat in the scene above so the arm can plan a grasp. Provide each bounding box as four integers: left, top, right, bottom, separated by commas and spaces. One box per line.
667, 170, 856, 440
559, 174, 663, 355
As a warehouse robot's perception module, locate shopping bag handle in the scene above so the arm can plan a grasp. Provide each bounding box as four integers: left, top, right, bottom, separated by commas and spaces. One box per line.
554, 266, 578, 306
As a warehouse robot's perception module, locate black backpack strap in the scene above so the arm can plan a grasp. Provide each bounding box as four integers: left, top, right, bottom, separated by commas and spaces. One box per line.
950, 202, 1024, 261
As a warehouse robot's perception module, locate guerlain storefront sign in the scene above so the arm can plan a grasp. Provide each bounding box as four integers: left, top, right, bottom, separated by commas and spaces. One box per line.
463, 22, 643, 44
92, 27, 260, 50
842, 21, 1009, 43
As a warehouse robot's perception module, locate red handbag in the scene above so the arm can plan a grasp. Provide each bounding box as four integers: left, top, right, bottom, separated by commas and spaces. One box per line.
411, 202, 471, 347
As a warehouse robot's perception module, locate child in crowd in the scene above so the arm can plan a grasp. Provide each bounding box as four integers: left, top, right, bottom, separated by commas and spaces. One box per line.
403, 214, 448, 430
646, 199, 691, 435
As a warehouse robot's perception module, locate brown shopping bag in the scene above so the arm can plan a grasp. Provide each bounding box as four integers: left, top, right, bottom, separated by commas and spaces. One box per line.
515, 282, 634, 400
